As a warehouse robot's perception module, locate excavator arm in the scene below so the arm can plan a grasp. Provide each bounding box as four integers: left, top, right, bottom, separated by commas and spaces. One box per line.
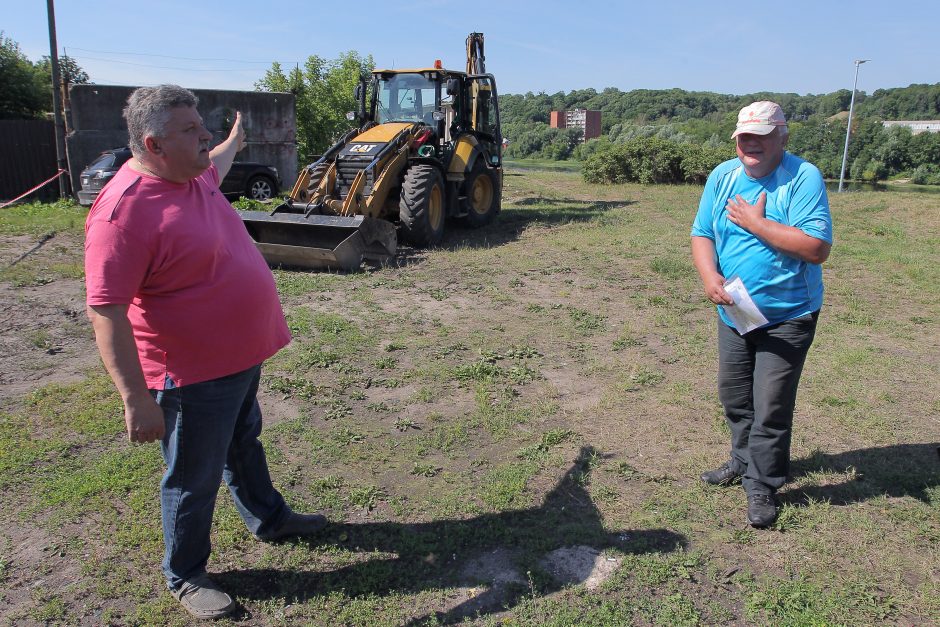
466, 32, 485, 75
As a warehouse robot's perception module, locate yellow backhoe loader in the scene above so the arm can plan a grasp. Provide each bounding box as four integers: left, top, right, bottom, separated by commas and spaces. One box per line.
240, 33, 502, 270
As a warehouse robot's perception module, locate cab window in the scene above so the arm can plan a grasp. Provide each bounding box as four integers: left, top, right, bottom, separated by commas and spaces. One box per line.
376, 73, 439, 124
469, 76, 499, 138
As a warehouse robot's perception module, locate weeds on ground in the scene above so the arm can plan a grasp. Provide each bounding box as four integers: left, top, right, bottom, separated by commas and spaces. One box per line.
2, 171, 939, 624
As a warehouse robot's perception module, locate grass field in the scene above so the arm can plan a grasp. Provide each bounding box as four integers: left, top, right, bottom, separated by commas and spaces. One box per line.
0, 166, 938, 626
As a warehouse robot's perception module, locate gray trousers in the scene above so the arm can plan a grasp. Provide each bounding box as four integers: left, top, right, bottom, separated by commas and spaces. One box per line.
717, 311, 819, 495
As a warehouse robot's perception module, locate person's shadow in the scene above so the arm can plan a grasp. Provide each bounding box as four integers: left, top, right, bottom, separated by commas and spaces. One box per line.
217, 446, 685, 624
783, 443, 940, 506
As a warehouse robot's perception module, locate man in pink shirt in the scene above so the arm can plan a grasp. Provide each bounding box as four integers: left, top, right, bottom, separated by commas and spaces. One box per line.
85, 85, 324, 619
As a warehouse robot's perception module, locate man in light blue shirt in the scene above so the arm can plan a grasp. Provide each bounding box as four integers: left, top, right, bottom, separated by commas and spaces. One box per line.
691, 101, 833, 527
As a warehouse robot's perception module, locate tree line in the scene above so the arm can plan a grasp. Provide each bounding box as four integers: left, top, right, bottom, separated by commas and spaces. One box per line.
4, 31, 938, 185
1, 32, 89, 120
499, 84, 940, 184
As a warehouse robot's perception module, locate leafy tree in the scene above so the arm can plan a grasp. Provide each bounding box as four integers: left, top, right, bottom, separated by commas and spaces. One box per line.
34, 54, 89, 86
34, 54, 90, 111
859, 84, 940, 119
788, 118, 845, 177
1, 33, 91, 120
815, 90, 854, 118
908, 130, 940, 166
256, 51, 374, 163
873, 126, 913, 172
0, 32, 45, 119
676, 117, 726, 144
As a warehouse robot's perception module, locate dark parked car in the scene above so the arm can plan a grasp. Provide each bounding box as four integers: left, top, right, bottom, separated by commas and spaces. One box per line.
77, 147, 281, 206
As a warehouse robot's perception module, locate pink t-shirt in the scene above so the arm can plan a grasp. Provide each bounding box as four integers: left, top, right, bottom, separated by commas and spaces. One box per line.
85, 162, 290, 389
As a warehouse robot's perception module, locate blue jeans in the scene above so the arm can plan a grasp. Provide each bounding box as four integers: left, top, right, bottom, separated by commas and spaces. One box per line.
717, 312, 819, 496
152, 364, 287, 589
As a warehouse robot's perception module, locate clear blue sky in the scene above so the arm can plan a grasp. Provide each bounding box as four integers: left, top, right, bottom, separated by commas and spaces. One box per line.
5, 0, 938, 97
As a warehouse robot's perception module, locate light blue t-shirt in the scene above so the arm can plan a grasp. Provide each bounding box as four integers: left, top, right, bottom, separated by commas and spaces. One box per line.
691, 152, 833, 329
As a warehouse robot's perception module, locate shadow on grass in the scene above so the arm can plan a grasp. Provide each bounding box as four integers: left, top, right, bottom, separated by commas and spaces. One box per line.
444, 197, 636, 249
217, 446, 685, 624
384, 197, 636, 269
785, 443, 940, 505
304, 197, 636, 271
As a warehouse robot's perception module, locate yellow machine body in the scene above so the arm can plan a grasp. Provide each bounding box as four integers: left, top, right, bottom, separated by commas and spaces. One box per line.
240, 33, 502, 271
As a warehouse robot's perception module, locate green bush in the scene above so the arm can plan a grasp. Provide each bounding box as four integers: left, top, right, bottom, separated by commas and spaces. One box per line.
861, 160, 888, 182
910, 164, 940, 185
850, 155, 888, 182
681, 144, 735, 184
582, 137, 732, 185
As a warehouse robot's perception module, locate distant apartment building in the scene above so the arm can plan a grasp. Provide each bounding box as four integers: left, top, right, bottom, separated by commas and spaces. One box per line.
881, 120, 940, 134
549, 108, 602, 142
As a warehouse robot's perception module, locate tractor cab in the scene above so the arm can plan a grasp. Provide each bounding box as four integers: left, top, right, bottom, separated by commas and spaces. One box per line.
367, 67, 502, 170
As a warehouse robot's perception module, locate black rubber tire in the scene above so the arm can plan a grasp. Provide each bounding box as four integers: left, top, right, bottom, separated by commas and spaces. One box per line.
246, 175, 276, 201
461, 162, 500, 227
400, 164, 445, 247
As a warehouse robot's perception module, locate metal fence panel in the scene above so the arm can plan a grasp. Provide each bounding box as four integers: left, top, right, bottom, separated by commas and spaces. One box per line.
0, 119, 59, 203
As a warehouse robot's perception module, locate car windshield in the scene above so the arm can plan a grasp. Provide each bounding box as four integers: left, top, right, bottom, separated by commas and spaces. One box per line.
87, 153, 116, 170
375, 73, 439, 124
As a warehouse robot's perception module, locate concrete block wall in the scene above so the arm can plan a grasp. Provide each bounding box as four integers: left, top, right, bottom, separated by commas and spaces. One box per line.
66, 84, 296, 195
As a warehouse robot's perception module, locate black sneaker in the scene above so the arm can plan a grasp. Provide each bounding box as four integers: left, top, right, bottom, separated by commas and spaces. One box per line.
700, 461, 742, 486
746, 493, 778, 527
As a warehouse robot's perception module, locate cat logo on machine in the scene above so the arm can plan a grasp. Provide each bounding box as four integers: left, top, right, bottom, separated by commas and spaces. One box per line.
349, 144, 377, 153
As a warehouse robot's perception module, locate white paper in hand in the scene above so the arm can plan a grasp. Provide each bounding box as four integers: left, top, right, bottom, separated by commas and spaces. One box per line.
720, 276, 769, 334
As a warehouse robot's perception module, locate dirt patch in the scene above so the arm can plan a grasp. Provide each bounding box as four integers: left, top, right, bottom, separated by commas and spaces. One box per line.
460, 547, 526, 587
539, 545, 621, 590
0, 234, 96, 408
1, 520, 86, 621
542, 365, 604, 413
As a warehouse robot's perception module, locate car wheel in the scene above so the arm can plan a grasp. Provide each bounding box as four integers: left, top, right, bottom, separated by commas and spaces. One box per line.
247, 175, 275, 201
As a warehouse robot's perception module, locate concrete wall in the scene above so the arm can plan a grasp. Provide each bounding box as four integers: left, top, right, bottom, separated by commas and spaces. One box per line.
66, 84, 296, 194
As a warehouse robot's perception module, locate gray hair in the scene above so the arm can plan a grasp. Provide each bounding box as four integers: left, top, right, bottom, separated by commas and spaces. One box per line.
123, 85, 198, 156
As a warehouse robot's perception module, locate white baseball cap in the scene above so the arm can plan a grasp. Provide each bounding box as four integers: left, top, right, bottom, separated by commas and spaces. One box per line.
732, 101, 788, 138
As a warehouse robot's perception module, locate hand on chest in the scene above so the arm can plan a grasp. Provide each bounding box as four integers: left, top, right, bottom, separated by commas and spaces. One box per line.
722, 188, 787, 230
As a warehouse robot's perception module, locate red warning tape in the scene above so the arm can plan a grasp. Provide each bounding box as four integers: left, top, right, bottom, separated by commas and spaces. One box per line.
0, 169, 69, 209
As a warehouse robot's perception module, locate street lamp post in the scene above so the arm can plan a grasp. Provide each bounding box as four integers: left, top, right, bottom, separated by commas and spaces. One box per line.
838, 59, 870, 193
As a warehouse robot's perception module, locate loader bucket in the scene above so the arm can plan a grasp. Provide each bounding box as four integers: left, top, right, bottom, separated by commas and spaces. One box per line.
239, 211, 397, 271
